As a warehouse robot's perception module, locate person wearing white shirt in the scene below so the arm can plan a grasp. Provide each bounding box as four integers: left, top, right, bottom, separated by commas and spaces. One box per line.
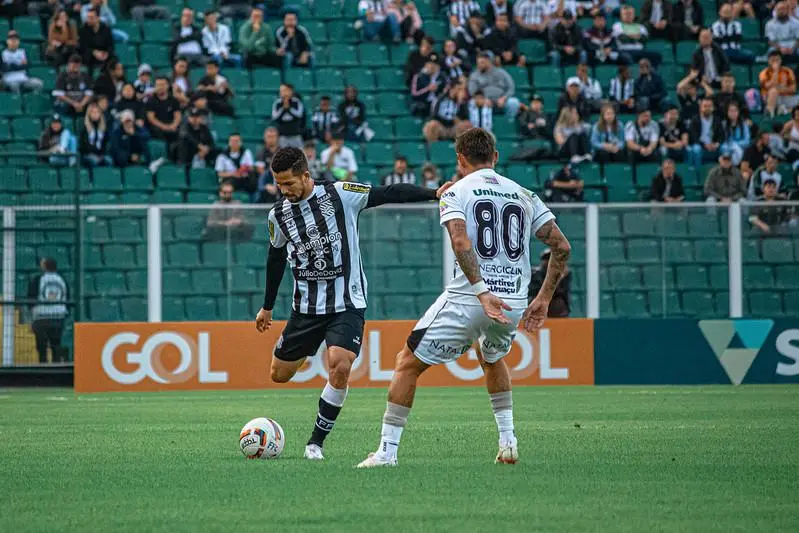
321, 134, 359, 181
202, 9, 242, 68
1, 30, 43, 93
513, 0, 549, 39
766, 2, 799, 62
546, 0, 583, 27
566, 63, 603, 113
215, 133, 257, 193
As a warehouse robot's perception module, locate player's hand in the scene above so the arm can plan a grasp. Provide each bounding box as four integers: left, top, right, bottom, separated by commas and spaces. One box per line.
522, 297, 548, 332
477, 292, 512, 325
435, 181, 454, 198
255, 308, 273, 332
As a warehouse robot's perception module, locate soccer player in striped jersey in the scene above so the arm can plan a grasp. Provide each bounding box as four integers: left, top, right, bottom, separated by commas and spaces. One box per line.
357, 128, 571, 467
255, 147, 450, 460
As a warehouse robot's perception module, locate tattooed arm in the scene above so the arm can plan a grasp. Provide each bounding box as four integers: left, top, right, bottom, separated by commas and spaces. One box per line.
522, 220, 571, 332
445, 218, 511, 324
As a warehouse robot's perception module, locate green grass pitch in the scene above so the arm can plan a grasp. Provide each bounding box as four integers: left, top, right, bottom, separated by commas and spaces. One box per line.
1, 386, 798, 533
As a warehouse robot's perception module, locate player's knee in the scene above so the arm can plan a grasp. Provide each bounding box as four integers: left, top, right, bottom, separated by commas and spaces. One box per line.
327, 350, 355, 384
270, 367, 292, 383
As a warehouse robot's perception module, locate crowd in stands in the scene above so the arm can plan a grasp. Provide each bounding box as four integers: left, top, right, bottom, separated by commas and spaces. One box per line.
0, 0, 797, 234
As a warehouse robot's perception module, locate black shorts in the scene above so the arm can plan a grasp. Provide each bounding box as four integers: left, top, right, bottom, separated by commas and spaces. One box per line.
273, 308, 365, 362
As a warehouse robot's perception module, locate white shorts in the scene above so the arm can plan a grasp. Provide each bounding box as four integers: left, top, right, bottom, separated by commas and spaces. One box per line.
406, 293, 524, 366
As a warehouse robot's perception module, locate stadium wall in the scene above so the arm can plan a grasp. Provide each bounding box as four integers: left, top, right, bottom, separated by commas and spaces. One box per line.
73, 318, 799, 393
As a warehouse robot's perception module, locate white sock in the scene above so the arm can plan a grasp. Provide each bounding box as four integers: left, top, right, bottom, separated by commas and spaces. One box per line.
494, 410, 516, 446
377, 423, 404, 459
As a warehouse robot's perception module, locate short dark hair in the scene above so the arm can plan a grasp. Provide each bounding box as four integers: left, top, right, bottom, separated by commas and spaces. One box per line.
455, 128, 496, 165
43, 257, 57, 271
395, 155, 407, 163
271, 146, 308, 175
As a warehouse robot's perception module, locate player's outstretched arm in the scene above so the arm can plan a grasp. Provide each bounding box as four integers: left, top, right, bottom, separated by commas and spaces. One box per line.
444, 218, 511, 325
523, 220, 571, 332
364, 183, 448, 208
256, 244, 288, 332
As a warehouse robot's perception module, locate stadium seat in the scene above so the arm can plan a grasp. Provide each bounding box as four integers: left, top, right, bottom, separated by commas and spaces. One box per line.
743, 265, 774, 289
120, 297, 147, 321
234, 243, 263, 266
748, 292, 783, 316
110, 218, 143, 243
675, 265, 709, 290
167, 243, 200, 267
103, 244, 139, 268
28, 168, 60, 191
761, 239, 795, 263
642, 264, 675, 289
608, 265, 641, 288
682, 290, 716, 317
172, 215, 205, 240
191, 269, 225, 294
125, 270, 147, 293
86, 218, 110, 243
614, 292, 649, 317
626, 238, 660, 264
695, 240, 726, 263
88, 298, 121, 322
93, 271, 127, 295
163, 270, 192, 294
648, 290, 682, 316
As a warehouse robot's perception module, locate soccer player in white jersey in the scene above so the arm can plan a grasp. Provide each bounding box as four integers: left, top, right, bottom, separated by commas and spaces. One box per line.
357, 128, 571, 467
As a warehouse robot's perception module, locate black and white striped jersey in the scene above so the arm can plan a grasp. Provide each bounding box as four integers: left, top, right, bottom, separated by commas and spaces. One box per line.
267, 182, 371, 315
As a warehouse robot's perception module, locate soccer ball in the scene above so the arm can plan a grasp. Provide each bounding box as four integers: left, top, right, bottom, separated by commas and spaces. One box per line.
239, 417, 285, 459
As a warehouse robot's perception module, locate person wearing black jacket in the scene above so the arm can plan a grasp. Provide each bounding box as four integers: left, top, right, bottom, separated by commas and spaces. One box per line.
550, 12, 586, 67
338, 85, 368, 142
114, 82, 146, 128
409, 55, 443, 116
686, 29, 729, 88
713, 72, 749, 122
687, 98, 725, 166
527, 248, 571, 317
485, 0, 512, 27
271, 83, 305, 148
454, 11, 489, 63
634, 58, 667, 112
641, 0, 673, 41
109, 109, 150, 167
557, 80, 591, 121
484, 13, 525, 67
672, 0, 704, 41
171, 8, 207, 65
583, 13, 630, 66
275, 12, 314, 68
649, 159, 686, 202
92, 58, 125, 103
79, 7, 114, 76
404, 36, 434, 87
422, 84, 470, 142
177, 107, 215, 166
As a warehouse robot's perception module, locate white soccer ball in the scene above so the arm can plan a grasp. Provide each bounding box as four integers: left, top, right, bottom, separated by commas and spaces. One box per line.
239, 417, 285, 459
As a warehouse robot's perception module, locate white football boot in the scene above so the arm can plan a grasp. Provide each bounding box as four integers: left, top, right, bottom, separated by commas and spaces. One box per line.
304, 444, 325, 460
356, 452, 398, 468
495, 441, 518, 464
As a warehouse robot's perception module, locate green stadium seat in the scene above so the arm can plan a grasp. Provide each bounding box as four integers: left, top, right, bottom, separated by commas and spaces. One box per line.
93, 271, 127, 295
384, 268, 420, 291
84, 244, 103, 269
172, 215, 205, 240
399, 214, 435, 241
103, 244, 138, 268
600, 239, 625, 263
744, 265, 774, 289
579, 164, 603, 186
284, 69, 314, 92
110, 218, 143, 243
141, 20, 172, 43
86, 218, 111, 242
364, 142, 395, 166
370, 242, 400, 266
230, 266, 257, 291
252, 69, 282, 92
657, 212, 688, 236
225, 70, 252, 93
157, 165, 188, 189
187, 191, 216, 203
609, 265, 641, 288
306, 20, 328, 43
83, 192, 120, 204
115, 44, 138, 66
88, 298, 121, 322
163, 270, 192, 294
162, 297, 186, 321
675, 42, 696, 64
784, 292, 799, 314
91, 167, 124, 191
200, 242, 232, 267
124, 167, 153, 191
748, 291, 783, 316
604, 164, 634, 187
505, 163, 537, 187
599, 213, 622, 237
614, 291, 649, 317
0, 118, 12, 141
120, 297, 147, 321
648, 289, 682, 316
742, 239, 761, 263
139, 43, 170, 67
359, 43, 390, 67
234, 242, 263, 266
622, 212, 656, 236
28, 168, 60, 191
327, 44, 359, 67
642, 264, 674, 289
532, 66, 563, 89
313, 0, 343, 18
695, 239, 726, 262
192, 269, 225, 294
22, 91, 53, 115
395, 142, 425, 165
383, 294, 416, 318
345, 68, 376, 91
316, 68, 346, 93
125, 270, 147, 293
675, 265, 709, 289
594, 65, 617, 87
600, 292, 615, 316
775, 265, 799, 289
761, 238, 795, 263
664, 239, 693, 262
152, 190, 184, 203
518, 39, 546, 59
682, 290, 716, 317
13, 17, 43, 40
649, 40, 675, 63
185, 296, 220, 321
506, 66, 531, 91
120, 191, 152, 203
116, 19, 141, 43
168, 243, 200, 267
377, 93, 407, 116
0, 93, 23, 116
626, 238, 661, 263
375, 67, 405, 90
709, 264, 729, 289
328, 20, 357, 43
188, 168, 217, 191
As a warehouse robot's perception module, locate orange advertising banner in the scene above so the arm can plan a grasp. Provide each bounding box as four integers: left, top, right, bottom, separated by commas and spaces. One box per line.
74, 319, 594, 393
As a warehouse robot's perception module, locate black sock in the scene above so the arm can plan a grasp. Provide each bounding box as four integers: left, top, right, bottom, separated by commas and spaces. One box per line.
308, 397, 342, 447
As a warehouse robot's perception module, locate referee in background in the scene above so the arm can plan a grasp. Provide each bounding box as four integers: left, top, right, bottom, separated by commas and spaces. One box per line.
27, 257, 69, 363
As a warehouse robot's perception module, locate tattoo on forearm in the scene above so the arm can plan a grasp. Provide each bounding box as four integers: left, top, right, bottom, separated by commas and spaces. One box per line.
447, 219, 483, 284
535, 220, 571, 301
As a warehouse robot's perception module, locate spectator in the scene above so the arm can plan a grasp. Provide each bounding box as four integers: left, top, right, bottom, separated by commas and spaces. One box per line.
311, 96, 341, 144
749, 179, 791, 233
449, 0, 482, 33
659, 104, 689, 161
676, 77, 708, 124
468, 90, 494, 131
134, 63, 154, 100
641, 0, 673, 40
543, 163, 584, 203
239, 8, 283, 69
681, 29, 729, 91
218, 0, 253, 20
271, 83, 305, 148
405, 36, 434, 86
547, 0, 584, 20
383, 155, 417, 185
421, 162, 442, 188
276, 12, 314, 69
38, 114, 77, 167
321, 132, 359, 181
255, 127, 280, 202
92, 57, 124, 103
53, 54, 93, 116
625, 108, 660, 163
518, 93, 551, 140
391, 0, 423, 43
468, 52, 520, 119
423, 83, 471, 142
79, 102, 112, 167
528, 248, 571, 317
146, 76, 182, 151
566, 63, 602, 113
79, 7, 114, 75
171, 8, 206, 66
688, 98, 725, 166
720, 103, 751, 165
358, 0, 401, 43
612, 6, 662, 66
748, 153, 785, 199
28, 0, 64, 19
765, 2, 799, 63
202, 9, 241, 68
81, 0, 128, 43
114, 82, 145, 127
731, 0, 756, 18
549, 11, 586, 66
672, 0, 704, 41
608, 64, 635, 114
485, 13, 526, 67
196, 59, 235, 116
122, 0, 171, 21
109, 109, 150, 167
713, 72, 749, 122
202, 182, 254, 242
591, 104, 626, 163
216, 133, 257, 193
741, 130, 772, 180
634, 58, 666, 112
584, 12, 629, 66
1, 31, 43, 94
46, 9, 78, 67
782, 106, 799, 162
486, 0, 512, 26
339, 85, 371, 142
554, 106, 591, 163
454, 10, 489, 62
712, 3, 755, 64
650, 159, 686, 202
170, 57, 192, 108
513, 0, 549, 40
177, 107, 214, 167
303, 140, 328, 183
442, 39, 469, 82
704, 152, 746, 202
410, 54, 443, 116
28, 258, 68, 364
759, 50, 799, 117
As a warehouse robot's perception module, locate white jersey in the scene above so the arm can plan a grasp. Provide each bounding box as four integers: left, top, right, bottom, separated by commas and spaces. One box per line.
439, 168, 554, 309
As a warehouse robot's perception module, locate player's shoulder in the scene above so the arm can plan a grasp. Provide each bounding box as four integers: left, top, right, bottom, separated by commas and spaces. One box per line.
334, 181, 372, 195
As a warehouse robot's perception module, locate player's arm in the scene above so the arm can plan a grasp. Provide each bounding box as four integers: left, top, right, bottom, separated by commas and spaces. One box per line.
522, 220, 571, 332
365, 183, 439, 208
444, 218, 511, 325
257, 212, 289, 332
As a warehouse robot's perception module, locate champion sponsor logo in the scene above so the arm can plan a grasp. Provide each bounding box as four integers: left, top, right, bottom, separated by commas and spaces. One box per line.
306, 225, 320, 239
473, 189, 520, 199
293, 231, 342, 254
